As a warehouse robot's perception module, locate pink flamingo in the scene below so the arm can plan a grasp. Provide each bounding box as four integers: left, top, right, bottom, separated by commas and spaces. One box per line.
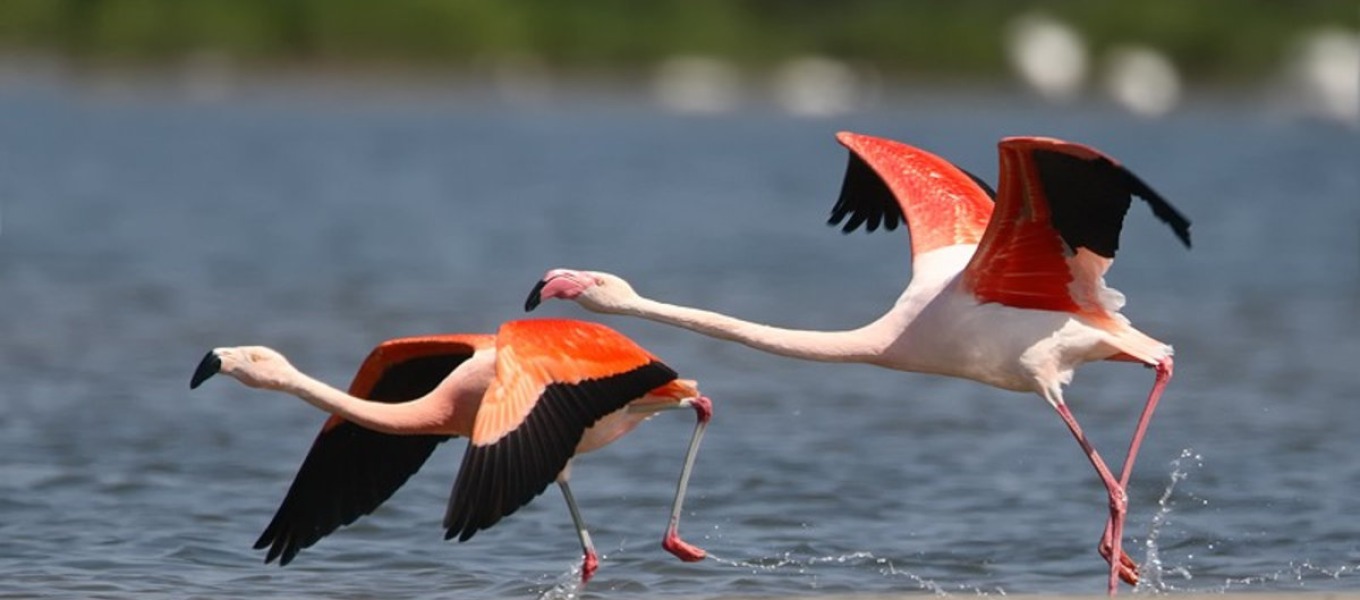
189, 318, 712, 584
525, 133, 1191, 595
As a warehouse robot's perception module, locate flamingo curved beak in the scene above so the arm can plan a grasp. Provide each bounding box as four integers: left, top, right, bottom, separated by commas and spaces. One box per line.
189, 350, 222, 389
524, 279, 548, 312
525, 270, 590, 312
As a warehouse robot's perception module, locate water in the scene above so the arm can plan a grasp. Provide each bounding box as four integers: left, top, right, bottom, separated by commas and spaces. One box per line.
1, 79, 1357, 598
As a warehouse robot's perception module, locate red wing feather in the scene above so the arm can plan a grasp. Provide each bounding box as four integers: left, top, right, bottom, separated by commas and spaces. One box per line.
963, 143, 1082, 313
831, 132, 995, 260
254, 334, 492, 566
964, 137, 1191, 317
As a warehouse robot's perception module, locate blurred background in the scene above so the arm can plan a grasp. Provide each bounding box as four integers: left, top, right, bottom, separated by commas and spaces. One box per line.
0, 0, 1356, 120
1, 2, 1357, 599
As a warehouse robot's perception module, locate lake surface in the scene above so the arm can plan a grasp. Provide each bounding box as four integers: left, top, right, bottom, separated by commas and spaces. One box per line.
0, 78, 1357, 599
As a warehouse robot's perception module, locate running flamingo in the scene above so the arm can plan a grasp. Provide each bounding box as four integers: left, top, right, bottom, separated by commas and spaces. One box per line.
525, 133, 1191, 595
189, 318, 713, 584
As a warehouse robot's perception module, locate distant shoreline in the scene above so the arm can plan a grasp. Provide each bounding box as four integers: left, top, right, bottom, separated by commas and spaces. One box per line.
0, 52, 1338, 125
0, 0, 1354, 84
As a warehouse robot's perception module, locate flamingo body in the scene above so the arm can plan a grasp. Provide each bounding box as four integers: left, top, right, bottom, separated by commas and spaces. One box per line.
873, 245, 1121, 394
526, 133, 1192, 595
190, 318, 712, 583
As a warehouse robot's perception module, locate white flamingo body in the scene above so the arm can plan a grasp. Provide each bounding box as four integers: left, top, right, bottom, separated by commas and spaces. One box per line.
871, 245, 1162, 396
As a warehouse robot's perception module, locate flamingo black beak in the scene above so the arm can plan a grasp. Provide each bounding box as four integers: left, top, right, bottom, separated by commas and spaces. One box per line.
189, 350, 222, 389
524, 279, 547, 312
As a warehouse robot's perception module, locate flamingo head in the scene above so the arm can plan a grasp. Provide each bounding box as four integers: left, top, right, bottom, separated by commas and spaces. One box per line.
525, 269, 638, 314
189, 345, 298, 391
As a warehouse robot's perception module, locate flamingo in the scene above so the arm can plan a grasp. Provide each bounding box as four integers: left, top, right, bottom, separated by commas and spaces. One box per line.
188, 318, 713, 584
524, 133, 1191, 595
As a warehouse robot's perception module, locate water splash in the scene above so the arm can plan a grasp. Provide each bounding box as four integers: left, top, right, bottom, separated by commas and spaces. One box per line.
709, 550, 1005, 596
1129, 449, 1360, 594
1218, 561, 1359, 592
1137, 448, 1203, 592
532, 564, 585, 600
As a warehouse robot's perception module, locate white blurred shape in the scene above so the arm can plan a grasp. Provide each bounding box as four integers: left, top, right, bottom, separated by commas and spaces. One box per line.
652, 55, 742, 114
1287, 28, 1360, 125
1006, 13, 1088, 102
1103, 45, 1182, 118
770, 56, 859, 117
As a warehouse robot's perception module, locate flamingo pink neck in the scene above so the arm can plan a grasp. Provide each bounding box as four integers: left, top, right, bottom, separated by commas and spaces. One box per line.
282, 372, 466, 436
621, 297, 884, 363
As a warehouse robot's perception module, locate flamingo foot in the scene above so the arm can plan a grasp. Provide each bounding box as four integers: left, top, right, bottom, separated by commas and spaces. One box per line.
662, 527, 707, 562
580, 550, 599, 584
1099, 540, 1140, 586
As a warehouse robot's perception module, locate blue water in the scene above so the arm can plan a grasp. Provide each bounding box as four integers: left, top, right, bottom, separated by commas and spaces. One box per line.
0, 79, 1357, 598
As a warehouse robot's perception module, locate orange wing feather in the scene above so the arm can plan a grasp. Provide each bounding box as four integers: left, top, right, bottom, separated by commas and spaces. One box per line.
833, 132, 995, 260
445, 318, 679, 542
472, 319, 663, 446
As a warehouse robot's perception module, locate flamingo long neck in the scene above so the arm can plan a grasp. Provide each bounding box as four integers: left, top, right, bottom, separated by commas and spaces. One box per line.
280, 372, 467, 436
619, 297, 883, 363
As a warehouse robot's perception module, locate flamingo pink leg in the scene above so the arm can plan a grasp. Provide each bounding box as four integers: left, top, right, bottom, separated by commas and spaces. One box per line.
1098, 356, 1175, 585
1054, 401, 1129, 596
662, 396, 712, 562
557, 480, 599, 584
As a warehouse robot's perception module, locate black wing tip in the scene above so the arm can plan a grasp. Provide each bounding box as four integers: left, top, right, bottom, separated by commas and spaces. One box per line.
524, 279, 546, 312
189, 350, 221, 389
1034, 148, 1193, 256
457, 526, 480, 543
259, 537, 298, 566
443, 504, 486, 542
442, 522, 484, 542
1118, 165, 1193, 249
830, 149, 903, 235
253, 527, 290, 565
277, 550, 297, 566
826, 211, 860, 234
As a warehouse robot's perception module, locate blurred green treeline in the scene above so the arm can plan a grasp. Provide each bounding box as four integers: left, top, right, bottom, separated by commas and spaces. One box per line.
0, 0, 1354, 81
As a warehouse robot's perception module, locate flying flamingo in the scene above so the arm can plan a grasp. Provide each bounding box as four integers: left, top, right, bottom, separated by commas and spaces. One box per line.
524, 133, 1191, 595
189, 318, 713, 584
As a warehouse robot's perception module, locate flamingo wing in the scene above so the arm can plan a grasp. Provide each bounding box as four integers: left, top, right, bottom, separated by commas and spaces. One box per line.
962, 136, 1192, 316
443, 319, 677, 542
255, 334, 494, 566
829, 131, 996, 261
